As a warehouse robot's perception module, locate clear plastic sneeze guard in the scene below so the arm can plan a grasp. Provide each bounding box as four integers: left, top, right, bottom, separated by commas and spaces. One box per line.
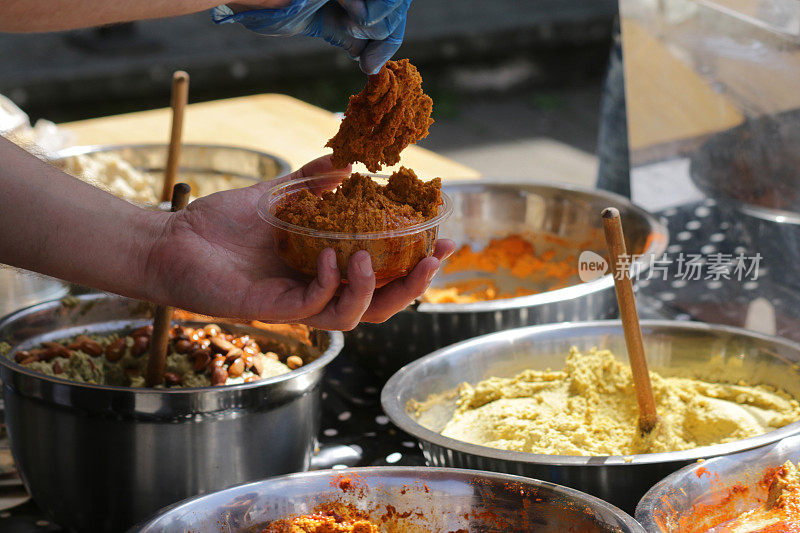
619, 0, 800, 287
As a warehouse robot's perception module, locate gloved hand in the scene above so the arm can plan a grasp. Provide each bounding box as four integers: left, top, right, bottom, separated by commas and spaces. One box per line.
211, 0, 411, 75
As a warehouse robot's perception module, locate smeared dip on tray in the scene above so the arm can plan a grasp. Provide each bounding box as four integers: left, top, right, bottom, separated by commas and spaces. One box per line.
422, 234, 585, 304
414, 348, 800, 456
675, 462, 800, 533
262, 510, 382, 533
2, 323, 302, 387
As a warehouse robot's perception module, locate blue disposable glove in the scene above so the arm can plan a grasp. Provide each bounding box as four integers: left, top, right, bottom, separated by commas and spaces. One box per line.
211, 0, 411, 75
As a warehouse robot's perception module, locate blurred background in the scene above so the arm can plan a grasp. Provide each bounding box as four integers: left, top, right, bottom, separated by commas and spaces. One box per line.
0, 0, 618, 186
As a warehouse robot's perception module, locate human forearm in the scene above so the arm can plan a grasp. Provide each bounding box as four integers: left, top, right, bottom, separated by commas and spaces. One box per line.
0, 0, 289, 33
0, 137, 167, 300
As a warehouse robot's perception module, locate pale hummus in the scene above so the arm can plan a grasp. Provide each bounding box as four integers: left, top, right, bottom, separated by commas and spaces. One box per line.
437, 348, 800, 456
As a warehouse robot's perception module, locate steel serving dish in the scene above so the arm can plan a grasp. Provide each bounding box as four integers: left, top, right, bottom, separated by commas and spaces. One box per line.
52, 143, 292, 203
347, 181, 668, 376
382, 320, 800, 513
0, 294, 343, 533
636, 433, 800, 532
131, 466, 645, 532
690, 112, 800, 288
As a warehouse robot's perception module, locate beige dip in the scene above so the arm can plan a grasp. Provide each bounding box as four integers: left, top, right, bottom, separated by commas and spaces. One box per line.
438, 348, 800, 456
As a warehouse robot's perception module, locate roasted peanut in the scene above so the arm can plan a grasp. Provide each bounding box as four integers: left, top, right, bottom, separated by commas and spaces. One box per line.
53, 361, 63, 374
14, 350, 31, 363
193, 349, 212, 372
209, 355, 226, 371
203, 324, 221, 337
225, 348, 243, 364
80, 339, 104, 357
131, 336, 149, 357
174, 339, 193, 354
67, 335, 92, 350
19, 355, 38, 366
105, 338, 126, 362
132, 325, 153, 337
164, 372, 182, 386
232, 335, 249, 348
264, 351, 279, 361
210, 335, 236, 354
228, 357, 245, 378
41, 342, 71, 361
286, 355, 303, 370
211, 366, 228, 386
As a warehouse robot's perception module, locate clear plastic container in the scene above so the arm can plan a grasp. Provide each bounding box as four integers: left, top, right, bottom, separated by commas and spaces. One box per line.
258, 173, 452, 287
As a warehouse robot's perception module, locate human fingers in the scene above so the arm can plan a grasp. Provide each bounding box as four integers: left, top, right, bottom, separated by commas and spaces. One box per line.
252, 155, 350, 199
431, 238, 456, 261
360, 255, 439, 323
340, 0, 410, 41
253, 248, 341, 321
305, 2, 368, 58
302, 250, 376, 330
337, 0, 404, 27
358, 16, 405, 75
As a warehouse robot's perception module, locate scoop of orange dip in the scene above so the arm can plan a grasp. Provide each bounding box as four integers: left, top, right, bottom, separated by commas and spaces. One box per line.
275, 168, 441, 233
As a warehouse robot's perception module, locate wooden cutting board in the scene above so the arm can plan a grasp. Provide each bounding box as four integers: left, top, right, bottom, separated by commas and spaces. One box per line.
61, 93, 481, 180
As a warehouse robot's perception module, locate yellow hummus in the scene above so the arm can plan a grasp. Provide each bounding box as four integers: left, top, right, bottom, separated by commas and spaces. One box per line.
439, 348, 800, 456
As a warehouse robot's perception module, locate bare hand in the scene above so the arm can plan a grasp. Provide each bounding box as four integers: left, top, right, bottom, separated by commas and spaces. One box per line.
145, 156, 455, 330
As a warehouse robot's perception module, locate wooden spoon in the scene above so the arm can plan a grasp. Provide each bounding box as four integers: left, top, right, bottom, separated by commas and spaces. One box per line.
159, 71, 189, 203
146, 183, 191, 387
601, 207, 659, 433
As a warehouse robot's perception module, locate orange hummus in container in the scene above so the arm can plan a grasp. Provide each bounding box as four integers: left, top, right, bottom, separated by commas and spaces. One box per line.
259, 168, 451, 286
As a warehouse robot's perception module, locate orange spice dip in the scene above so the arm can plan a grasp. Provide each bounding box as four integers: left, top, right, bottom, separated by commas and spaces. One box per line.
422, 234, 583, 304
262, 510, 382, 533
677, 461, 800, 532
275, 168, 441, 233
271, 167, 443, 284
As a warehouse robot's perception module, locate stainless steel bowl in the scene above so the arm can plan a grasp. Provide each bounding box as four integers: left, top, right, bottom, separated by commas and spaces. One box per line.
689, 113, 800, 288
382, 320, 800, 513
131, 466, 645, 532
52, 143, 292, 202
0, 294, 343, 533
636, 433, 800, 532
0, 267, 67, 317
347, 181, 668, 377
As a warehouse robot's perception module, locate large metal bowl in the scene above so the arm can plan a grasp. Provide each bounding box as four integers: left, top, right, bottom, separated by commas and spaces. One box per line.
52, 143, 292, 202
347, 181, 668, 377
0, 294, 344, 533
689, 113, 800, 288
382, 320, 800, 513
131, 466, 645, 532
636, 433, 800, 532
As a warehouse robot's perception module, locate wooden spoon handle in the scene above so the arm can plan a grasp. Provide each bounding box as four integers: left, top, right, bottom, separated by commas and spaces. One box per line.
602, 207, 659, 433
146, 183, 191, 387
160, 71, 189, 203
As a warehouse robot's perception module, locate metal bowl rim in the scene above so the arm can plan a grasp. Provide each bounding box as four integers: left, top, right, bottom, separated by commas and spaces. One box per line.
0, 293, 344, 395
634, 432, 800, 528
131, 465, 644, 532
49, 142, 292, 177
382, 319, 800, 466
412, 179, 669, 313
